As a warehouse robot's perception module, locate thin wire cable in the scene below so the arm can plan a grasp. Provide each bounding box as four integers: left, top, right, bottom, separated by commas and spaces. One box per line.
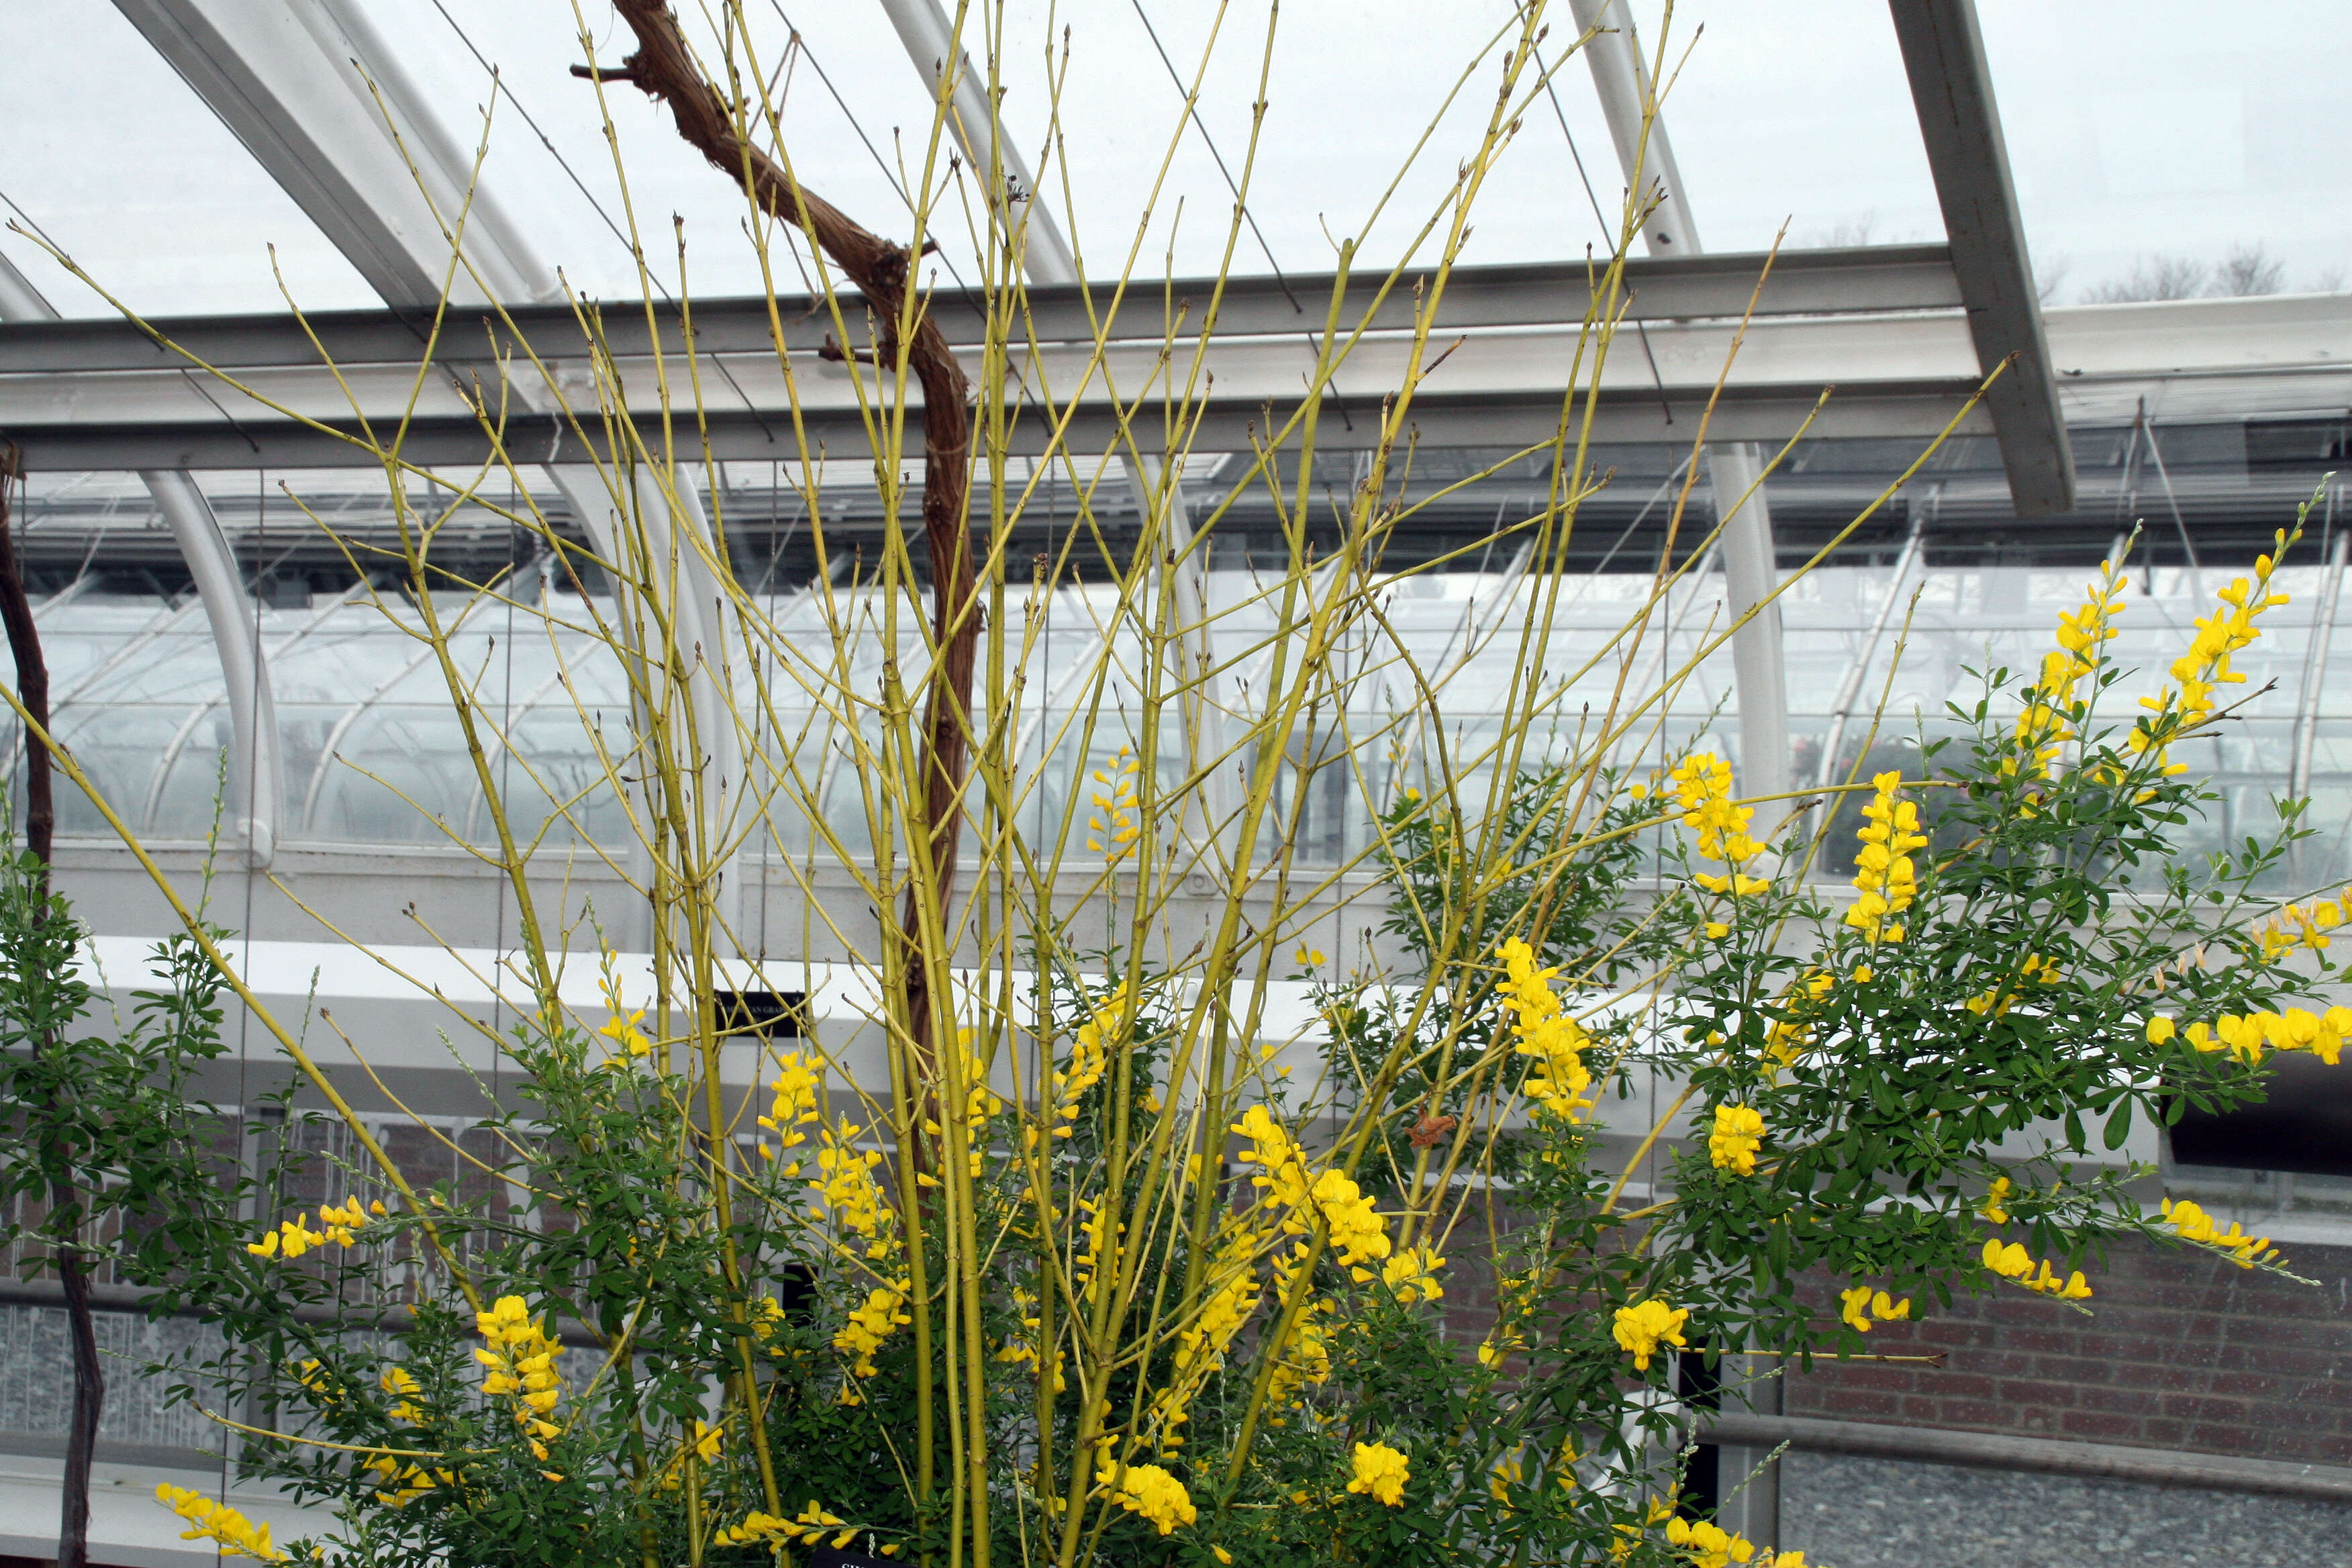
428, 3, 773, 424
1128, 0, 1300, 309
763, 2, 980, 303
1, 184, 264, 448
1532, 40, 1619, 251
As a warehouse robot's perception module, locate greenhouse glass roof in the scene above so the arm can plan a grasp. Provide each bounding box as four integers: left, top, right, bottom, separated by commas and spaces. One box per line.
0, 0, 2345, 888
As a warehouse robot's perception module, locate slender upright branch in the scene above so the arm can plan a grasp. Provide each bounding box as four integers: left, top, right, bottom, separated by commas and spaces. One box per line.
591, 1, 979, 1116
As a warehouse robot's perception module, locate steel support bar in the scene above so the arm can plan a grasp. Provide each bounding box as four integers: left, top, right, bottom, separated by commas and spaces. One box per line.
0, 251, 281, 867
1815, 503, 1929, 796
1569, 0, 1790, 801
0, 382, 1992, 473
0, 246, 1967, 377
1564, 0, 1701, 258
1706, 444, 1790, 799
1888, 0, 2076, 517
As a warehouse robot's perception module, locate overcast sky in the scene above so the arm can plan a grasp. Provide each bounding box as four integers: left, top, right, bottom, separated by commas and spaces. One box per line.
2, 1, 2346, 317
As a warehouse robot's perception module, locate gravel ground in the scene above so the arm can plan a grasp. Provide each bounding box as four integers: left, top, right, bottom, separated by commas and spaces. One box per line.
1779, 1451, 2352, 1568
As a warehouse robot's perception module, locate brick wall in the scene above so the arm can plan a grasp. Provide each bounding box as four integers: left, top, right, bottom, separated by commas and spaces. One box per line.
1784, 1236, 2352, 1466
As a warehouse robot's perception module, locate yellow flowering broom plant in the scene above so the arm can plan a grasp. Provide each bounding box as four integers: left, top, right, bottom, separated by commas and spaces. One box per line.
3, 4, 2342, 1567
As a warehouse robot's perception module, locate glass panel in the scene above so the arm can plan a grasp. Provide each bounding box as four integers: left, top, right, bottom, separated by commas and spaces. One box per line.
0, 6, 373, 315
480, 707, 634, 850
46, 705, 182, 839
147, 705, 240, 839
304, 705, 481, 846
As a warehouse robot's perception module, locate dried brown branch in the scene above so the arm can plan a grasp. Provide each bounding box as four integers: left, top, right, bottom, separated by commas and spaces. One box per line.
0, 439, 97, 1568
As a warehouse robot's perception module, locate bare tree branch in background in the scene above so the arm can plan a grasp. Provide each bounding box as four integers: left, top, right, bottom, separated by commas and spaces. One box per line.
2216, 241, 2287, 297
0, 442, 98, 1568
2084, 242, 2290, 304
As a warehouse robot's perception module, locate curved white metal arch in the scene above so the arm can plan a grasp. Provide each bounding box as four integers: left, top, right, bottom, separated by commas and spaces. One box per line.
0, 250, 283, 864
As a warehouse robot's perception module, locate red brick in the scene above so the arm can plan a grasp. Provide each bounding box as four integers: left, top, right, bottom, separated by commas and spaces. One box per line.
2061, 1411, 2145, 1441
1930, 1399, 2006, 1428
1996, 1379, 2075, 1407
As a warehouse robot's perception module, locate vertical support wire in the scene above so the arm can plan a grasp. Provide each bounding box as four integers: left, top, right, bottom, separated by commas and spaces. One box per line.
1811, 491, 1934, 832
2291, 485, 2346, 804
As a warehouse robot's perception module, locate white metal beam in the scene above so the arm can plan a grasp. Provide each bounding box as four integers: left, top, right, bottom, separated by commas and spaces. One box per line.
0, 249, 283, 867
113, 0, 550, 310
0, 301, 2000, 460
1567, 0, 1791, 803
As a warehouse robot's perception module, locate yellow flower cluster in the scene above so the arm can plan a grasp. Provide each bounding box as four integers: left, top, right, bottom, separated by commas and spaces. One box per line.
1097, 1461, 1197, 1535
1233, 1106, 1399, 1274
1230, 1106, 1314, 1210
1179, 1244, 1262, 1378
246, 1196, 382, 1259
1151, 1234, 1261, 1451
1347, 1441, 1410, 1506
1612, 1298, 1689, 1371
834, 1281, 914, 1381
1475, 1268, 1548, 1369
1978, 1176, 2012, 1225
1763, 971, 1835, 1074
1086, 746, 1142, 858
716, 1501, 862, 1551
475, 1295, 567, 1461
757, 1050, 825, 1170
1837, 1285, 1911, 1332
597, 974, 653, 1060
2133, 540, 2290, 767
2255, 895, 2348, 959
997, 1285, 1069, 1395
2155, 1006, 2352, 1067
1034, 987, 1122, 1146
2012, 562, 2125, 778
1381, 1244, 1446, 1304
1076, 1198, 1128, 1306
1496, 938, 1596, 1121
1311, 1167, 1392, 1274
1845, 771, 1925, 944
1708, 1104, 1765, 1176
2160, 1198, 2282, 1269
156, 1484, 284, 1561
810, 1124, 896, 1259
1671, 752, 1769, 896
1659, 1516, 1807, 1568
1664, 1516, 1753, 1567
1981, 1240, 2091, 1299
922, 1032, 1005, 1181
1264, 1243, 1337, 1406
362, 1451, 456, 1506
360, 1366, 452, 1503
381, 1363, 426, 1425
1963, 952, 2061, 1019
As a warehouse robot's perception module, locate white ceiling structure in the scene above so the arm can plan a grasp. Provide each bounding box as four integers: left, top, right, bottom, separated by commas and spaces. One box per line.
0, 0, 2342, 884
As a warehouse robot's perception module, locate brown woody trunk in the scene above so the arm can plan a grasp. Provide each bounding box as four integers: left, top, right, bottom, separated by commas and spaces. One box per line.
0, 442, 99, 1568
591, 4, 977, 1138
